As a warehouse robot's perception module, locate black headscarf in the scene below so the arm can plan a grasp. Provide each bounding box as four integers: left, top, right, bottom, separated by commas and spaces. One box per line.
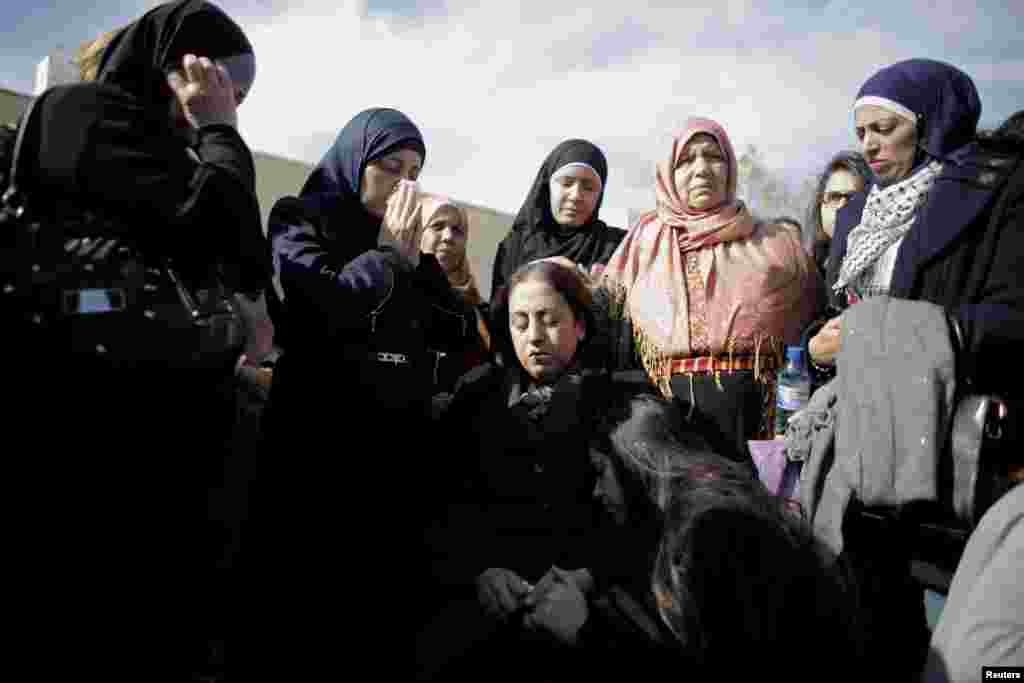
97, 0, 255, 108
21, 0, 268, 291
292, 107, 426, 265
26, 0, 257, 202
491, 139, 625, 297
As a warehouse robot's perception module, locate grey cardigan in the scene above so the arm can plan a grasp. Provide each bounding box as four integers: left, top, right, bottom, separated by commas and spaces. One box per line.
786, 296, 964, 555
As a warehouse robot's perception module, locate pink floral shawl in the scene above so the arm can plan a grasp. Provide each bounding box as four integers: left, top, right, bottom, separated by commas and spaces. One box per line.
601, 118, 822, 391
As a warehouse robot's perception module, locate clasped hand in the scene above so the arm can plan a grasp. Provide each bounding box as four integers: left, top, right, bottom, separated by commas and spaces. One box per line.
378, 179, 423, 269
476, 566, 590, 645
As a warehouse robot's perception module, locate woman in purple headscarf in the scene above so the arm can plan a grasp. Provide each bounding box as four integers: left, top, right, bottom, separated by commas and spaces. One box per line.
807, 59, 1024, 398
803, 59, 1024, 678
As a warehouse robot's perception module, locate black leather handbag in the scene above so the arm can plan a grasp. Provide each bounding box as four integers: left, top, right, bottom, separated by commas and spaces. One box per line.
0, 95, 243, 370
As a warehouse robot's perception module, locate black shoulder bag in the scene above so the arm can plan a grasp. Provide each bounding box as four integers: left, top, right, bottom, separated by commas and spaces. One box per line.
0, 95, 243, 370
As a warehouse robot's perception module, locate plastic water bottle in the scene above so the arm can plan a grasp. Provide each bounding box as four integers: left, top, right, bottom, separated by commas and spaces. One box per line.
775, 346, 811, 436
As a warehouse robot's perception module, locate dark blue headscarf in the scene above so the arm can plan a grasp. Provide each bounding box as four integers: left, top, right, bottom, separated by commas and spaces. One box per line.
855, 59, 981, 167
291, 107, 425, 265
300, 107, 426, 199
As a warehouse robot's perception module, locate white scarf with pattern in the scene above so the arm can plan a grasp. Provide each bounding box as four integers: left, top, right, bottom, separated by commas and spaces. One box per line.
834, 160, 943, 294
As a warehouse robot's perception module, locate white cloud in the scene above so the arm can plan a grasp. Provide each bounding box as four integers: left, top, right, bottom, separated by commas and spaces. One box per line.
961, 60, 1024, 83
223, 0, 1023, 222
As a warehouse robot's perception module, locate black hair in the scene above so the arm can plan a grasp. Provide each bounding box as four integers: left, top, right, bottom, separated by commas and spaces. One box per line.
978, 110, 1024, 152
652, 467, 862, 673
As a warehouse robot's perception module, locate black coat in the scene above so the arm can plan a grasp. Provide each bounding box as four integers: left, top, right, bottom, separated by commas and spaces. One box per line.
808, 144, 1024, 395
265, 194, 477, 429
259, 196, 477, 602
434, 363, 609, 586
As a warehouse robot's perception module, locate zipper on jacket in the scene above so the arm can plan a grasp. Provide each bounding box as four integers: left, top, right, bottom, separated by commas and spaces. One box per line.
433, 350, 447, 386
369, 268, 396, 335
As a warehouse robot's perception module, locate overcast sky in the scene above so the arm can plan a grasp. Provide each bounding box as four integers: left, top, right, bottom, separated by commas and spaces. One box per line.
3, 0, 1022, 227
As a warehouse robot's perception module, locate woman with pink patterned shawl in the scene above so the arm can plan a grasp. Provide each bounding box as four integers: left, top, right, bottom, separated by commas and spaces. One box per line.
600, 117, 822, 464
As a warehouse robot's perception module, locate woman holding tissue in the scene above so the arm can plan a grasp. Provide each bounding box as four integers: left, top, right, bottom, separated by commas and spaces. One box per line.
264, 107, 475, 444
259, 107, 475, 678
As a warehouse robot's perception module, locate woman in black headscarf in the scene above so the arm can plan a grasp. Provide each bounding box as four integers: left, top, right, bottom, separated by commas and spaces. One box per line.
491, 140, 625, 298
22, 0, 264, 284
258, 107, 477, 678
1, 0, 268, 677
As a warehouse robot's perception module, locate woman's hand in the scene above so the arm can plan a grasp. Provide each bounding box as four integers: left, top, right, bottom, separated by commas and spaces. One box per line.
522, 567, 589, 645
535, 256, 577, 271
475, 568, 533, 621
166, 54, 239, 129
236, 365, 273, 402
379, 179, 423, 269
533, 256, 603, 289
524, 566, 594, 608
809, 315, 843, 366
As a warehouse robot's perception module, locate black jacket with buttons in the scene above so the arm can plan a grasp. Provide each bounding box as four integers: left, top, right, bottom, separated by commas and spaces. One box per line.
435, 362, 609, 585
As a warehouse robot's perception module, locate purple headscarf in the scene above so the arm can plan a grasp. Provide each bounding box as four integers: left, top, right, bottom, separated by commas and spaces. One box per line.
855, 59, 981, 163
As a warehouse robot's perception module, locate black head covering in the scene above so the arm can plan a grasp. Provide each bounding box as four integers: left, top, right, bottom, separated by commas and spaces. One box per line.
97, 0, 255, 108
300, 107, 425, 199
514, 139, 609, 233
290, 107, 426, 264
491, 139, 625, 297
24, 0, 257, 203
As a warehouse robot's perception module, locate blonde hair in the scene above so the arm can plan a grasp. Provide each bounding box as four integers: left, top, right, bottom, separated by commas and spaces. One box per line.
74, 28, 122, 82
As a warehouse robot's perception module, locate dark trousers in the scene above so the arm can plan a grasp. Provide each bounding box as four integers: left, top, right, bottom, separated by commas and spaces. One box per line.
8, 338, 240, 679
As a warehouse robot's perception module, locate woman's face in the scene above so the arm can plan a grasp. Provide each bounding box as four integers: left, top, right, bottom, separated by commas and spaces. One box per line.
855, 104, 917, 184
590, 448, 627, 526
548, 165, 602, 227
420, 207, 467, 273
361, 147, 423, 218
509, 278, 584, 383
674, 133, 728, 211
819, 169, 865, 239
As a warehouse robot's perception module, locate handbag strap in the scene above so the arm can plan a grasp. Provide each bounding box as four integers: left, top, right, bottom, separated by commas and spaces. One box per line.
1, 93, 42, 216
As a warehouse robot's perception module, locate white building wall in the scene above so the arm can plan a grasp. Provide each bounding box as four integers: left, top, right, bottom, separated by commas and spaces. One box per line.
34, 49, 80, 94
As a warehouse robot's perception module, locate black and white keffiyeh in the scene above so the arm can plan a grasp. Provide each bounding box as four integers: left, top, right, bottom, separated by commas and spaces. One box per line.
834, 160, 942, 295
